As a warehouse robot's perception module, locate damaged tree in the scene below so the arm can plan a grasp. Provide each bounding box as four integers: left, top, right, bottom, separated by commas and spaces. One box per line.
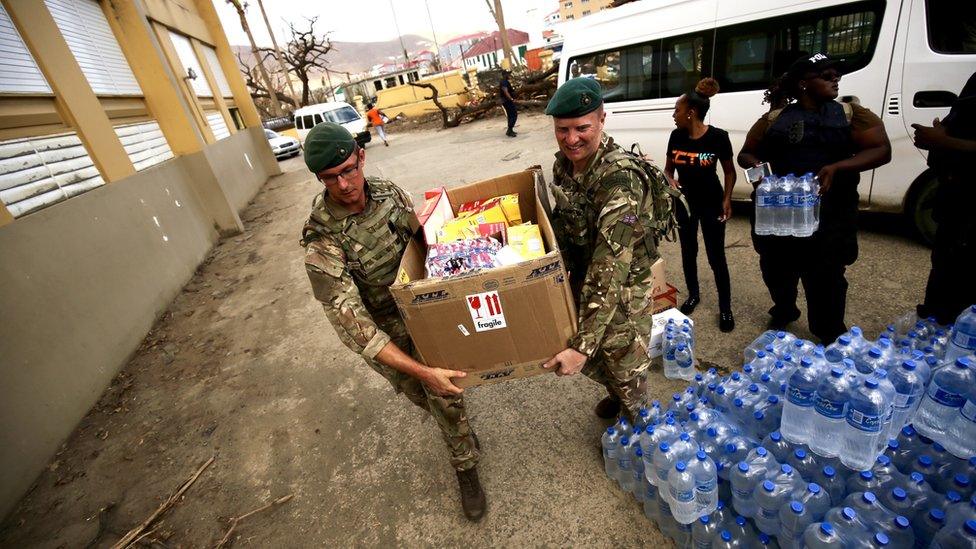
237, 51, 297, 118
260, 18, 333, 107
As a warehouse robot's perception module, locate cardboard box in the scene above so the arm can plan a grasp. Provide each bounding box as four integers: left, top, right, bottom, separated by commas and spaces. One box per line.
647, 307, 694, 358
391, 169, 578, 388
653, 284, 679, 314
650, 258, 667, 298
417, 187, 454, 244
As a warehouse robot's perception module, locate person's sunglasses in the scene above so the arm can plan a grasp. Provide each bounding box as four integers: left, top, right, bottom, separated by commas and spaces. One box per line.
317, 159, 360, 186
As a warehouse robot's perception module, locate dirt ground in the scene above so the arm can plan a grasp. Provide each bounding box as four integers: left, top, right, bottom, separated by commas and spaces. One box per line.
0, 113, 930, 548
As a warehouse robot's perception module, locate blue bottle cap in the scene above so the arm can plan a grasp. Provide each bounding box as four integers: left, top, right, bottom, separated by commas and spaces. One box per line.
823, 466, 835, 477
966, 520, 976, 536
808, 483, 821, 494
733, 398, 744, 408
865, 379, 879, 389
676, 461, 687, 472
911, 472, 924, 484
759, 533, 771, 545
830, 367, 844, 378
863, 492, 877, 504
606, 426, 615, 435
736, 516, 747, 526
933, 442, 946, 453
749, 383, 760, 392
956, 357, 973, 368
869, 347, 882, 358
738, 462, 749, 472
795, 449, 807, 459
716, 387, 726, 395
620, 437, 630, 446
762, 480, 775, 491
777, 331, 787, 338
820, 523, 834, 535
680, 432, 691, 441
666, 417, 676, 425
659, 442, 670, 452
620, 417, 630, 426
756, 350, 766, 358
768, 395, 779, 404
700, 515, 710, 524
948, 491, 962, 504
801, 357, 813, 367
790, 501, 804, 514
918, 455, 933, 467
697, 450, 707, 461
902, 425, 915, 436
770, 431, 782, 441
732, 372, 741, 381
895, 515, 910, 529
677, 343, 687, 351
717, 501, 725, 510
725, 443, 737, 454
874, 532, 889, 546
720, 531, 732, 542
754, 411, 765, 420
930, 508, 945, 522
673, 393, 682, 401
652, 399, 661, 407
893, 487, 907, 500
707, 427, 718, 437
756, 447, 768, 457
689, 412, 700, 421
839, 335, 852, 345
851, 326, 863, 336
686, 403, 696, 412
860, 471, 874, 480
782, 464, 793, 474
695, 373, 703, 382
634, 426, 644, 435
956, 474, 972, 487
842, 507, 856, 520
761, 373, 771, 382
842, 358, 855, 369
887, 440, 899, 451
902, 359, 916, 370
744, 365, 754, 374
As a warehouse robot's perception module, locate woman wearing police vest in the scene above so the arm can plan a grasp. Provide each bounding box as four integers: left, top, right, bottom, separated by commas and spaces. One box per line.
737, 53, 891, 344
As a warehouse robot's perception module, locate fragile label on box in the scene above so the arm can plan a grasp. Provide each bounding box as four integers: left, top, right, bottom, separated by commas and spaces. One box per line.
465, 291, 507, 332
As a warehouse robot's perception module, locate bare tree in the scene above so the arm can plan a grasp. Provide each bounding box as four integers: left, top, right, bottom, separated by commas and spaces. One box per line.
255, 0, 300, 104
484, 0, 517, 68
237, 52, 296, 117
261, 18, 334, 107
226, 0, 283, 116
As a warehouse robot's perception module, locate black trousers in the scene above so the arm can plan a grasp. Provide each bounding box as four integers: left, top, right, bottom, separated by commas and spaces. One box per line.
677, 200, 732, 312
919, 176, 976, 325
502, 102, 517, 131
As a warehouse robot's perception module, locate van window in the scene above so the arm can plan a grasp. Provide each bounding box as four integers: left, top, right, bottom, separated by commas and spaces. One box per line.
662, 32, 711, 98
926, 0, 976, 54
300, 115, 314, 129
313, 114, 324, 126
713, 0, 884, 93
324, 106, 361, 125
567, 41, 660, 103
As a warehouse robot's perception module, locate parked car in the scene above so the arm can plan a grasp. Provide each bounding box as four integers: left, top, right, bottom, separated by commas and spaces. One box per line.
264, 129, 301, 160
293, 101, 371, 147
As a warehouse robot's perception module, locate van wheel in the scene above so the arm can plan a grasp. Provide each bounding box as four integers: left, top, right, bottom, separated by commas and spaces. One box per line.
906, 171, 939, 246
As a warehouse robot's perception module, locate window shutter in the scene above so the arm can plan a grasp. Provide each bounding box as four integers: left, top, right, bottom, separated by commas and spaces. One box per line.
0, 4, 53, 93
206, 111, 230, 140
0, 132, 103, 217
45, 0, 142, 96
201, 45, 233, 98
168, 31, 213, 97
114, 121, 174, 171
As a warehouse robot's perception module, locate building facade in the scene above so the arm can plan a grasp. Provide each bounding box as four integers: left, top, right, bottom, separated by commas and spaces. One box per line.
558, 0, 614, 21
461, 29, 530, 71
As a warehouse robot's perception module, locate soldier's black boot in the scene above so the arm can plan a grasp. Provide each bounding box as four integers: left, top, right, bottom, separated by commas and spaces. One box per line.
456, 467, 486, 521
594, 396, 621, 419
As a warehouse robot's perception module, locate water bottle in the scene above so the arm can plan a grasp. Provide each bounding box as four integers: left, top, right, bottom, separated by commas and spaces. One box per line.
755, 176, 776, 236
632, 446, 646, 502
779, 501, 812, 548
602, 426, 619, 477
729, 515, 758, 544
691, 450, 718, 515
670, 461, 699, 524
872, 369, 897, 454
826, 506, 871, 544
891, 426, 921, 474
617, 437, 634, 492
798, 482, 832, 522
782, 357, 819, 444
802, 522, 844, 549
946, 306, 976, 362
676, 344, 697, 381
904, 471, 938, 511
788, 449, 820, 483
843, 491, 894, 527
713, 529, 741, 549
825, 336, 853, 364
931, 519, 976, 549
755, 478, 791, 535
692, 514, 721, 549
854, 346, 885, 375
762, 431, 794, 464
913, 455, 940, 489
773, 174, 794, 236
880, 487, 916, 520
914, 508, 946, 547
815, 465, 848, 506
752, 351, 778, 377
841, 378, 889, 471
635, 407, 653, 431
771, 331, 799, 357
946, 495, 976, 530
804, 172, 820, 236
643, 474, 660, 523
887, 360, 926, 439
809, 367, 851, 458
881, 515, 916, 548
654, 442, 676, 489
615, 416, 633, 440
872, 455, 906, 488
946, 387, 976, 459
914, 357, 976, 441
847, 470, 885, 495
731, 461, 765, 518
664, 335, 680, 379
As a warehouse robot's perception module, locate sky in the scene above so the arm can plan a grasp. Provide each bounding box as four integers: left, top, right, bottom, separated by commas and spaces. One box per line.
214, 0, 558, 48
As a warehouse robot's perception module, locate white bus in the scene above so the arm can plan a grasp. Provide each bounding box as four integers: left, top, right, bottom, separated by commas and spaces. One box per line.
558, 0, 976, 242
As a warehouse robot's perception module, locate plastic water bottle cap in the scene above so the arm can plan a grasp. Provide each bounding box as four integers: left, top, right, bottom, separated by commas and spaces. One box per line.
695, 374, 703, 381
759, 533, 771, 545
677, 343, 687, 351
716, 386, 726, 395
744, 365, 753, 374
635, 448, 643, 457
949, 491, 962, 504
902, 360, 916, 370
652, 400, 661, 407
738, 462, 750, 472
911, 472, 924, 484
874, 532, 889, 546
761, 373, 771, 382
790, 501, 804, 513
756, 350, 766, 358
887, 440, 899, 451
776, 331, 787, 338
633, 426, 644, 435
762, 480, 775, 492
956, 474, 971, 487
902, 425, 915, 436
672, 393, 682, 402
842, 358, 855, 369
852, 326, 863, 336
860, 471, 873, 480
754, 411, 765, 420
965, 520, 976, 536
774, 360, 784, 369
707, 427, 718, 437
919, 455, 933, 467
639, 407, 649, 417
863, 491, 877, 504
732, 372, 741, 381
771, 431, 782, 441
842, 507, 856, 520
659, 442, 670, 452
877, 455, 891, 466
720, 531, 732, 542
676, 461, 687, 472
820, 523, 833, 535
707, 383, 717, 391
620, 437, 630, 446
956, 357, 973, 368
930, 509, 945, 522
736, 516, 747, 526
839, 335, 852, 345
795, 449, 806, 459
689, 412, 699, 421
895, 516, 910, 529
865, 379, 879, 389
620, 417, 630, 426
830, 367, 844, 378
892, 487, 907, 500
933, 442, 946, 453
768, 395, 779, 404
606, 427, 616, 435
699, 515, 710, 524
666, 417, 676, 425
748, 384, 759, 392
823, 466, 835, 477
686, 403, 696, 412
756, 447, 768, 456
808, 483, 821, 494
717, 501, 725, 510
697, 450, 707, 461
725, 443, 737, 454
733, 398, 744, 407
680, 433, 691, 441
801, 357, 813, 367
782, 464, 793, 474
869, 347, 882, 359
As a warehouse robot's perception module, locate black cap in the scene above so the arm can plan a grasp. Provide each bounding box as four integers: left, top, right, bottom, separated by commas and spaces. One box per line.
786, 52, 839, 79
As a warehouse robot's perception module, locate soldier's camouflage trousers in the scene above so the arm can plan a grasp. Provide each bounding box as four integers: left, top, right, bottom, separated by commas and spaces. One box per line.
581, 292, 653, 419
366, 318, 480, 471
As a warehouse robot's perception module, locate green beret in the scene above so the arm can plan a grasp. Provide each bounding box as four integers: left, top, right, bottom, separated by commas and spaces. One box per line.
545, 77, 603, 118
303, 122, 356, 173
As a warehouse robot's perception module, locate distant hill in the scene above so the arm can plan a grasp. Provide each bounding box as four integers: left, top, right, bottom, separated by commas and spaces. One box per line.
231, 34, 435, 77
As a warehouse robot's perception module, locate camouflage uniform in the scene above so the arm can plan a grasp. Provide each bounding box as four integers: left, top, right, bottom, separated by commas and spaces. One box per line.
551, 133, 661, 417
301, 177, 480, 471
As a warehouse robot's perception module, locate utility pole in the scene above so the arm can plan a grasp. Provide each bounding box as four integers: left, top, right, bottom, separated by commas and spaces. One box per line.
226, 0, 283, 116
387, 0, 409, 70
255, 0, 299, 106
485, 0, 517, 68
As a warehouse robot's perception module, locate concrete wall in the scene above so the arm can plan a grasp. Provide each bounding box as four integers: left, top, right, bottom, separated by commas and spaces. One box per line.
0, 127, 279, 517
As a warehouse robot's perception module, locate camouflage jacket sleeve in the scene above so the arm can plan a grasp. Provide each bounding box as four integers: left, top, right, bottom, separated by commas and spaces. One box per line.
303, 236, 391, 360
567, 172, 643, 357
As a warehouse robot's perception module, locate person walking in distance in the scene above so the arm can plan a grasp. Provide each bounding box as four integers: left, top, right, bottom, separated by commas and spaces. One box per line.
365, 103, 389, 146
300, 123, 485, 520
665, 77, 736, 332
737, 53, 891, 344
500, 69, 518, 137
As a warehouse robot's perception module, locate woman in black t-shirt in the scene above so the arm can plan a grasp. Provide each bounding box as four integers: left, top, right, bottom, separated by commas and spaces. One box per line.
665, 78, 737, 332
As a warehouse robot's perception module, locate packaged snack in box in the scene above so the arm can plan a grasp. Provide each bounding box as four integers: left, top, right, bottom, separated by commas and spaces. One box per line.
437, 200, 510, 242
424, 237, 503, 279
507, 224, 545, 260
457, 194, 521, 225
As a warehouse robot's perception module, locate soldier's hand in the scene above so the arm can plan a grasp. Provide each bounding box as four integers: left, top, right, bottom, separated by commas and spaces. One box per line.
422, 367, 466, 396
543, 348, 588, 376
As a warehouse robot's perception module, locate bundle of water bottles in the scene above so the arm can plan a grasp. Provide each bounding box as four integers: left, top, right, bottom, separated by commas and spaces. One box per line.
600, 304, 976, 548
754, 173, 820, 237
663, 317, 699, 381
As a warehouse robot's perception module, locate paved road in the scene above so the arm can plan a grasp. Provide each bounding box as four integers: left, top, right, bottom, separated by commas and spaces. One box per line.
0, 113, 930, 547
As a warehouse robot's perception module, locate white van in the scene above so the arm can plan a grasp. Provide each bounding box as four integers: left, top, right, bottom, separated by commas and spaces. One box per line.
558, 0, 976, 242
293, 101, 371, 147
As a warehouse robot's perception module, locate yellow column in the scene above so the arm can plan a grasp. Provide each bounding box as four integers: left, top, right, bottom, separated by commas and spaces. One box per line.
2, 0, 135, 182
190, 38, 236, 133
100, 0, 207, 155
0, 203, 14, 226
193, 0, 263, 128
151, 22, 216, 144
